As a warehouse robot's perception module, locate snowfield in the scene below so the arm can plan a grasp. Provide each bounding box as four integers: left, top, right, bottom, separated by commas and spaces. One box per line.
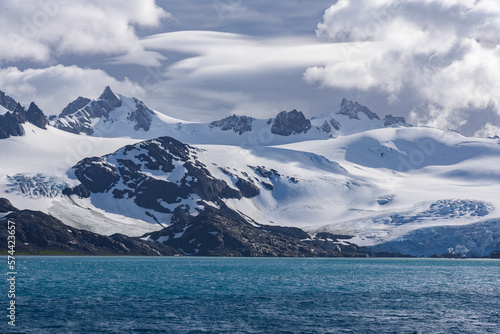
1, 93, 500, 257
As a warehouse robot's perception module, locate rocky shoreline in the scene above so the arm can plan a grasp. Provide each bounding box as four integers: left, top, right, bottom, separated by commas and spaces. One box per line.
1, 198, 499, 258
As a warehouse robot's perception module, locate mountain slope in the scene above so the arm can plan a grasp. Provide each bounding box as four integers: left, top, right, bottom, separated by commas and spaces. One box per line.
1, 87, 499, 257
278, 126, 500, 256
0, 198, 178, 255
61, 135, 353, 234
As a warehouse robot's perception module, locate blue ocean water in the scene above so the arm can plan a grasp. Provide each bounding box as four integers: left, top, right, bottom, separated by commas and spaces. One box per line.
2, 257, 499, 334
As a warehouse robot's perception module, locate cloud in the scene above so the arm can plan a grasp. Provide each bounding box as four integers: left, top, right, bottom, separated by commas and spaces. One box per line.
304, 0, 500, 132
3, 0, 498, 136
0, 65, 144, 114
474, 122, 500, 138
138, 31, 352, 120
155, 0, 336, 37
0, 0, 170, 64
109, 51, 168, 67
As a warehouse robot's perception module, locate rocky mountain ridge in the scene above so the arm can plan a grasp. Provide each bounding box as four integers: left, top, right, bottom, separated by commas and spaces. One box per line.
0, 90, 48, 139
45, 86, 408, 144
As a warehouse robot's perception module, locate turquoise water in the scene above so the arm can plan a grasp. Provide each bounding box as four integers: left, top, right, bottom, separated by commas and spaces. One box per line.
2, 257, 499, 333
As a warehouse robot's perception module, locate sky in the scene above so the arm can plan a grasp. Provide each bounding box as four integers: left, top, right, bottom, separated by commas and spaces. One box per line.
1, 0, 500, 137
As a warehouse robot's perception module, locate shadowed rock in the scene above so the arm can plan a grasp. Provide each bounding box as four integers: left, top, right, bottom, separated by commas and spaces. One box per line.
384, 114, 406, 127
271, 110, 311, 136
338, 98, 380, 120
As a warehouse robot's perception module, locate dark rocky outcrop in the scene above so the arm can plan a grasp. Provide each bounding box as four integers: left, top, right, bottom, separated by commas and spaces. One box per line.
384, 114, 406, 127
320, 120, 332, 133
235, 178, 260, 198
249, 166, 281, 180
0, 90, 48, 139
62, 184, 90, 198
146, 211, 367, 257
338, 98, 379, 120
210, 114, 254, 134
26, 102, 48, 129
491, 251, 500, 259
99, 86, 122, 111
330, 117, 341, 130
218, 167, 260, 198
0, 90, 19, 111
73, 157, 120, 193
271, 110, 311, 136
0, 106, 25, 139
0, 201, 178, 255
60, 96, 91, 117
128, 98, 154, 132
0, 198, 17, 213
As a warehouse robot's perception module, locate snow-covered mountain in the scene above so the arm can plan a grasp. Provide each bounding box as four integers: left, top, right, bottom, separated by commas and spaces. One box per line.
50, 87, 407, 145
1, 86, 499, 258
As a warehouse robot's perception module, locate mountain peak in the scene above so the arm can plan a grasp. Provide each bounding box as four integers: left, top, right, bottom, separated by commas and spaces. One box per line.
51, 86, 123, 135
338, 98, 380, 120
98, 86, 121, 108
26, 102, 48, 129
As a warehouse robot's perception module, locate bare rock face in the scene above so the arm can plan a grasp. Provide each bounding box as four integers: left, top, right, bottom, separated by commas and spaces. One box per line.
320, 120, 332, 133
99, 85, 122, 110
0, 90, 19, 111
146, 212, 366, 257
271, 109, 311, 136
26, 102, 48, 129
330, 118, 341, 130
0, 198, 17, 212
338, 98, 380, 120
0, 106, 25, 139
73, 157, 120, 193
0, 90, 48, 139
210, 114, 254, 134
60, 97, 92, 117
128, 98, 154, 132
384, 114, 406, 127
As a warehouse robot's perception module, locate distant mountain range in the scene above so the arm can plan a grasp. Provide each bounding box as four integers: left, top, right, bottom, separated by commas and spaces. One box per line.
0, 87, 499, 258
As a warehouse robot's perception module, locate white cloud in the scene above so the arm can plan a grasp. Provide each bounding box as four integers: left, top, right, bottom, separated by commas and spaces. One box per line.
2, 0, 499, 136
0, 0, 170, 64
138, 31, 352, 120
109, 51, 168, 67
305, 0, 500, 132
0, 65, 144, 114
474, 122, 500, 138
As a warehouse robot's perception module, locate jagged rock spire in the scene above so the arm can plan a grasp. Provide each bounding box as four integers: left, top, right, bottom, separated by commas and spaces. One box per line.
98, 86, 121, 110
338, 98, 380, 120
